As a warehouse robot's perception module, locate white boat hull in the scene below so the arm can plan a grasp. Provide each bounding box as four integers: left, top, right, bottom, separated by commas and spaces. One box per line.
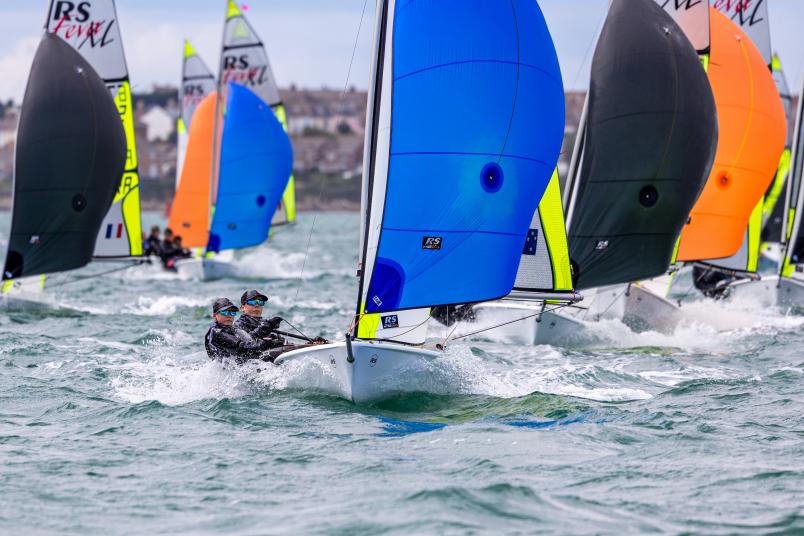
726, 275, 780, 307
622, 284, 682, 334
274, 340, 441, 403
469, 282, 682, 347
174, 258, 237, 281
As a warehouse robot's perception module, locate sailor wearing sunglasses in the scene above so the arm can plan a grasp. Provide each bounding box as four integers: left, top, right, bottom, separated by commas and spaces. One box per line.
234, 290, 285, 346
204, 298, 275, 363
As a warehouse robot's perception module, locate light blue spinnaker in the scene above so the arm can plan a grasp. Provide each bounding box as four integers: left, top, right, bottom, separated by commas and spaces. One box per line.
360, 0, 565, 314
207, 82, 293, 253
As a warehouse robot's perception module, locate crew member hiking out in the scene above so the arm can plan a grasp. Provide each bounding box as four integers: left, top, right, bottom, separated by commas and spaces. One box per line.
234, 289, 285, 344
234, 289, 329, 346
205, 298, 275, 363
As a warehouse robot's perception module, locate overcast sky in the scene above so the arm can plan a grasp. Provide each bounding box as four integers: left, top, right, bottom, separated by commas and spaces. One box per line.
0, 0, 802, 101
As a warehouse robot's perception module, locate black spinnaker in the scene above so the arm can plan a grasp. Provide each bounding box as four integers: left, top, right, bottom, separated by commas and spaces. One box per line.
567, 0, 717, 290
2, 33, 126, 280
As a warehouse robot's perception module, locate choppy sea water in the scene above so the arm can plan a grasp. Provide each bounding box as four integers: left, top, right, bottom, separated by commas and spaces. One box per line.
1, 211, 803, 535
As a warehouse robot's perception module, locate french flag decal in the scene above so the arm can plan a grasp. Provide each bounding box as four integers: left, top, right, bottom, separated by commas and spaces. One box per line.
105, 224, 124, 239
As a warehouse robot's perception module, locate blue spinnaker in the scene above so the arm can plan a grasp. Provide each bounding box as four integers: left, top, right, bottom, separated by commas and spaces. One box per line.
207, 82, 293, 252
364, 0, 565, 313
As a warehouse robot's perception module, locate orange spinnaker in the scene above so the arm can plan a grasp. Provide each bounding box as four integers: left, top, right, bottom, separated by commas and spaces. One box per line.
167, 92, 216, 248
677, 8, 786, 261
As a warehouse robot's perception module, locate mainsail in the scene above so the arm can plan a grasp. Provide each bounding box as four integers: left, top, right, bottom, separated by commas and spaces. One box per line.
177, 40, 216, 189
780, 78, 804, 275
207, 83, 293, 252
566, 0, 717, 291
167, 92, 217, 248
761, 54, 795, 243
221, 0, 295, 226
3, 34, 126, 279
354, 0, 565, 326
46, 0, 142, 258
676, 7, 786, 263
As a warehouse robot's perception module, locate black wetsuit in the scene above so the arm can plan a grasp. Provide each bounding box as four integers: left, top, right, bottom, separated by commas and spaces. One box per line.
143, 236, 161, 257
692, 266, 737, 299
204, 322, 274, 363
234, 314, 285, 348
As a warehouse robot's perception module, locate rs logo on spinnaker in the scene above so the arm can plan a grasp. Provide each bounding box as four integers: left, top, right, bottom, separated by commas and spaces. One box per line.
422, 236, 442, 250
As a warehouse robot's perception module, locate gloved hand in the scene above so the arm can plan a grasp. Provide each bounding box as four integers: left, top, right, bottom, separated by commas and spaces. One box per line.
266, 316, 283, 329
312, 336, 328, 344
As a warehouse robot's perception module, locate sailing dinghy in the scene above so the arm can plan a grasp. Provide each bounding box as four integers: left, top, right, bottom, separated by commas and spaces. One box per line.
171, 1, 296, 280
648, 5, 785, 305
2, 34, 126, 309
471, 0, 717, 345
728, 76, 804, 306
276, 0, 567, 402
3, 0, 139, 308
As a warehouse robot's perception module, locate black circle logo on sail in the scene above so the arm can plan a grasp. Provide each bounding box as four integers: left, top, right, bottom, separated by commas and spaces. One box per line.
256, 194, 266, 207
639, 185, 658, 208
72, 194, 87, 212
480, 163, 504, 193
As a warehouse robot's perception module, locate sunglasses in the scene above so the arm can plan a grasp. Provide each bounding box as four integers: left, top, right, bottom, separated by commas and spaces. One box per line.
245, 299, 266, 306
218, 310, 238, 317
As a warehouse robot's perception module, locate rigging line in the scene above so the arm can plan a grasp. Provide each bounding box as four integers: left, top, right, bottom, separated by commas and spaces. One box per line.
45, 261, 148, 289
446, 303, 573, 344
569, 2, 609, 90
280, 317, 313, 342
293, 0, 370, 303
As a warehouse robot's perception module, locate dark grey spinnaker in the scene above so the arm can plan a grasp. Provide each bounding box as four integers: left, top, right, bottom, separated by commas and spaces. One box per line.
2, 33, 126, 280
567, 0, 717, 290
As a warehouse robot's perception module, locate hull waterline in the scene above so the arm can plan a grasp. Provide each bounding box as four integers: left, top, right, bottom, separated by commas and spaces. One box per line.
274, 340, 441, 403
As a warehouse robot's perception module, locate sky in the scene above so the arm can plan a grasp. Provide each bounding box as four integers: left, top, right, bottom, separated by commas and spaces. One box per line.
0, 0, 802, 102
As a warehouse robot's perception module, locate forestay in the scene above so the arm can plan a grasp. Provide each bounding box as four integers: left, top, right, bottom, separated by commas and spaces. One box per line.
676, 8, 786, 263
177, 40, 216, 189
207, 83, 293, 253
221, 0, 296, 227
566, 0, 716, 290
2, 34, 125, 280
46, 0, 142, 258
354, 0, 565, 321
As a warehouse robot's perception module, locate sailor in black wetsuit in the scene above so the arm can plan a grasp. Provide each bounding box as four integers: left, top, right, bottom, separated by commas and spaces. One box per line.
143, 225, 162, 257
233, 290, 286, 346
692, 265, 737, 299
204, 298, 275, 363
